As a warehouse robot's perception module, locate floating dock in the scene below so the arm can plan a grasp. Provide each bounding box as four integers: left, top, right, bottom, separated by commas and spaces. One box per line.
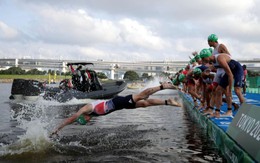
179, 92, 260, 162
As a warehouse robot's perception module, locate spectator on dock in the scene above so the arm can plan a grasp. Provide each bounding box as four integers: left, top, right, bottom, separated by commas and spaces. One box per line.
242, 64, 248, 96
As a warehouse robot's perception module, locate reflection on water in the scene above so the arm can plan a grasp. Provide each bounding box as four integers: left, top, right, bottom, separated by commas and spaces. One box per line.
0, 83, 225, 162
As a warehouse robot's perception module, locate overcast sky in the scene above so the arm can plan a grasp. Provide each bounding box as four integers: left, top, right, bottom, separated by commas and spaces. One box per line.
0, 0, 259, 62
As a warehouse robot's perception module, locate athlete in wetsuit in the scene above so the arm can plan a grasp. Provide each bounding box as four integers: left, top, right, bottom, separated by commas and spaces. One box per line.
50, 83, 182, 136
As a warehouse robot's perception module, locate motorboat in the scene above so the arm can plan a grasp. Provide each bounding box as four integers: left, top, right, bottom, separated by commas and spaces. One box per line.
9, 62, 127, 103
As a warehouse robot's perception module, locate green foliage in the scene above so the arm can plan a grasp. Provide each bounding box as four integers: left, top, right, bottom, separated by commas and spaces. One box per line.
26, 68, 45, 75
147, 76, 154, 81
248, 70, 260, 77
141, 73, 154, 81
64, 72, 71, 76
97, 72, 108, 79
160, 71, 170, 77
141, 73, 149, 78
0, 74, 67, 80
123, 70, 139, 81
0, 67, 26, 74
48, 69, 56, 75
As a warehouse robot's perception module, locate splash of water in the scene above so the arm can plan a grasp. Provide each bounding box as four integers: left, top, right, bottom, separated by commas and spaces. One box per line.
1, 93, 98, 157
143, 77, 177, 95
0, 103, 55, 156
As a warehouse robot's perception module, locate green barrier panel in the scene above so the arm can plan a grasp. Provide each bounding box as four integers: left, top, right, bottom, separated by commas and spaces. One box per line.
179, 92, 256, 163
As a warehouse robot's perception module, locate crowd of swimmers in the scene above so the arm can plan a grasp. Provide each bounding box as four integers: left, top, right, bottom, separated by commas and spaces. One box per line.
170, 34, 247, 118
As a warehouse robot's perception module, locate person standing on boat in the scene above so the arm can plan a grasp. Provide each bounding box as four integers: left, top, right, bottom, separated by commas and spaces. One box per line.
68, 64, 83, 90
50, 83, 182, 136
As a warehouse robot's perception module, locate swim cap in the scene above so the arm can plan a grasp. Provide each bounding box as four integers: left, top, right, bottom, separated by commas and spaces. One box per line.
194, 55, 201, 61
190, 58, 196, 64
193, 68, 202, 76
76, 114, 87, 125
199, 48, 212, 58
172, 79, 179, 85
208, 48, 213, 53
208, 34, 218, 42
178, 74, 186, 82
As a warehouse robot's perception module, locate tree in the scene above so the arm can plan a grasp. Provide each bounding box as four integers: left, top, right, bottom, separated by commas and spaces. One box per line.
97, 72, 108, 79
26, 68, 44, 75
141, 73, 149, 79
248, 70, 260, 77
4, 66, 25, 74
141, 72, 154, 81
123, 70, 139, 81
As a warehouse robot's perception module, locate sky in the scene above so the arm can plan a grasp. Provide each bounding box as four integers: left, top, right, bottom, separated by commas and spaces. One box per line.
0, 0, 259, 62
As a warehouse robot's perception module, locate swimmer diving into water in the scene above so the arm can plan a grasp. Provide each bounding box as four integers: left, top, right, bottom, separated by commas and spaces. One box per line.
50, 83, 182, 136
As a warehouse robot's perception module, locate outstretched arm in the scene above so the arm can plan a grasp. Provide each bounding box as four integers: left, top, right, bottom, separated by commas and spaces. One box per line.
50, 104, 93, 136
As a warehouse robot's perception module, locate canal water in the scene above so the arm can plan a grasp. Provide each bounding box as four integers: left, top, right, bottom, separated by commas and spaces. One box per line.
0, 82, 225, 162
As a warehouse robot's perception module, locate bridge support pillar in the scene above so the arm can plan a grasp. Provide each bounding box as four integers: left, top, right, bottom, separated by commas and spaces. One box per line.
62, 62, 66, 73
15, 59, 18, 67
110, 69, 115, 79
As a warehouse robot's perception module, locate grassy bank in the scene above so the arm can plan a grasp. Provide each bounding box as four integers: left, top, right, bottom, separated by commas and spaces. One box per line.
0, 74, 69, 83
0, 74, 114, 83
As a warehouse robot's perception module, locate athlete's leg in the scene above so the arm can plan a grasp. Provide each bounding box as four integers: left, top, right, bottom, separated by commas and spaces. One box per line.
234, 86, 245, 104
213, 85, 225, 118
135, 98, 182, 108
203, 82, 217, 115
132, 83, 176, 102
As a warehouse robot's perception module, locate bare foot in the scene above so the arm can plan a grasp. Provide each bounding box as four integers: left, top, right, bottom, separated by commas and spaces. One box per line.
223, 110, 233, 116
168, 98, 182, 107
209, 111, 220, 118
203, 109, 214, 116
197, 103, 205, 110
194, 101, 198, 107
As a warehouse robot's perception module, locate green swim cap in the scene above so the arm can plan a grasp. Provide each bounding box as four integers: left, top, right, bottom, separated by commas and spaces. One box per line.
76, 114, 87, 125
194, 55, 201, 61
193, 68, 202, 75
172, 79, 179, 85
199, 48, 212, 58
190, 58, 196, 64
208, 34, 218, 42
208, 48, 213, 53
178, 74, 186, 82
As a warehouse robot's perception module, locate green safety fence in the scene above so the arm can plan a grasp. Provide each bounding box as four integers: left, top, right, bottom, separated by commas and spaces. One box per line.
179, 92, 256, 163
244, 76, 260, 94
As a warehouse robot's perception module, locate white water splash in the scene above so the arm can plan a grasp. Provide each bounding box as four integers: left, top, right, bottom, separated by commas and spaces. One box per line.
0, 103, 55, 156
1, 94, 97, 156
142, 77, 177, 95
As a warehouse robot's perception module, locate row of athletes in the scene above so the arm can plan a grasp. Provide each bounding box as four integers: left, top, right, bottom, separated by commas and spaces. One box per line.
171, 34, 246, 118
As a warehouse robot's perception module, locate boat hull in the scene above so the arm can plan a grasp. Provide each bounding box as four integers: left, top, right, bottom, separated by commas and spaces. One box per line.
10, 79, 127, 103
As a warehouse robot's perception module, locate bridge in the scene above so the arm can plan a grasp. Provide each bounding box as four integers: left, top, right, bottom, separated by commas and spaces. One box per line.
0, 58, 260, 79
